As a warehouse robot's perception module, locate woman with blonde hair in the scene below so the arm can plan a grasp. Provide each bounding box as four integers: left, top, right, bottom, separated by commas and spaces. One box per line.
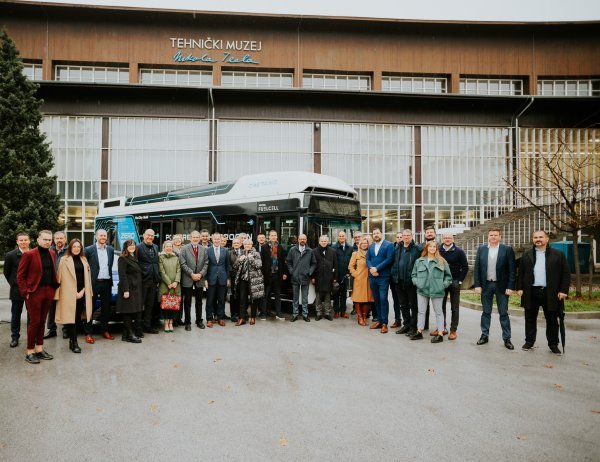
348, 237, 373, 326
410, 240, 452, 343
55, 238, 93, 353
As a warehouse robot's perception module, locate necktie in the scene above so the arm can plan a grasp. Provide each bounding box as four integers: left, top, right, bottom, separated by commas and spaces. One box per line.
193, 245, 198, 263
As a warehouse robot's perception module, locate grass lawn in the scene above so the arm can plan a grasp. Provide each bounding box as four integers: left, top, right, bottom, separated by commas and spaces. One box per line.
461, 291, 600, 312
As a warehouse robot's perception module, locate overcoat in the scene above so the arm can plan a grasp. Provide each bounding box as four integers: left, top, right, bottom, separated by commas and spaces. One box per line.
158, 252, 181, 297
348, 250, 373, 303
54, 255, 93, 324
116, 255, 143, 314
312, 245, 338, 293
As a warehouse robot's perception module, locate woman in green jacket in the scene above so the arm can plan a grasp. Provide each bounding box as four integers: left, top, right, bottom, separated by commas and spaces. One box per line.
410, 240, 452, 343
158, 240, 181, 333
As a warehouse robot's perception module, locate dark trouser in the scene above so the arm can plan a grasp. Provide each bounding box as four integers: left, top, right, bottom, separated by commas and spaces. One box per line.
292, 283, 309, 317
10, 299, 26, 341
25, 285, 54, 350
316, 291, 332, 316
525, 287, 559, 347
65, 297, 86, 340
396, 282, 418, 331
259, 276, 271, 317
122, 311, 143, 337
389, 279, 401, 323
92, 280, 112, 333
332, 277, 349, 314
182, 285, 203, 325
206, 284, 226, 321
442, 281, 461, 332
229, 286, 240, 319
369, 276, 390, 325
265, 272, 283, 317
141, 280, 158, 328
480, 281, 511, 341
239, 281, 260, 318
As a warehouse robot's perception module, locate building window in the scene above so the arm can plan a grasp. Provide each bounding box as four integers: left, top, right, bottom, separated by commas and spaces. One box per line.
537, 79, 600, 96
221, 71, 293, 88
303, 73, 371, 91
382, 76, 447, 94
55, 65, 129, 83
460, 78, 523, 96
139, 68, 212, 87
23, 62, 42, 80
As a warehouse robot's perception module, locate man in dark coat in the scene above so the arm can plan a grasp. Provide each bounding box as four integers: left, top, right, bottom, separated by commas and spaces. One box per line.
266, 230, 288, 321
331, 231, 353, 319
440, 233, 469, 340
137, 229, 160, 334
3, 232, 31, 348
254, 232, 272, 320
287, 233, 317, 322
517, 230, 570, 355
391, 229, 421, 336
312, 235, 338, 321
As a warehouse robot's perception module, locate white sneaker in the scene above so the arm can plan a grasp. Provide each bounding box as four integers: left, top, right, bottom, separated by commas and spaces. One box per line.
276, 315, 285, 321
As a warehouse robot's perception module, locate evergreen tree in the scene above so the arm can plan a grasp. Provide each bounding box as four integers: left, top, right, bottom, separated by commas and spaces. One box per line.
0, 29, 61, 255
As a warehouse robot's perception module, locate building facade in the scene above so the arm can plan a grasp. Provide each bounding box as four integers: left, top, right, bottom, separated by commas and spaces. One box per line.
2, 1, 599, 245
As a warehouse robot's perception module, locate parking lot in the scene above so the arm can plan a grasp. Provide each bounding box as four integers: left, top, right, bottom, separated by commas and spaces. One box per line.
1, 277, 599, 461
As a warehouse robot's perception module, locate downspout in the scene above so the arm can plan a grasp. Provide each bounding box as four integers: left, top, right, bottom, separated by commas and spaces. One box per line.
209, 87, 216, 182
510, 96, 534, 207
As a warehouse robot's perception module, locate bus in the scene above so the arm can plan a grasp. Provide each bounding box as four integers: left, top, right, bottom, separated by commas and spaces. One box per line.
95, 171, 363, 252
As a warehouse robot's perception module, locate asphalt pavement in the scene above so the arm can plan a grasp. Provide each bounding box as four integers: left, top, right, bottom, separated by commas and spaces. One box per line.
0, 277, 599, 462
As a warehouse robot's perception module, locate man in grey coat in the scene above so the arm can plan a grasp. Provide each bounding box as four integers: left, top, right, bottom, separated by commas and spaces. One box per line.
179, 230, 209, 330
286, 234, 317, 322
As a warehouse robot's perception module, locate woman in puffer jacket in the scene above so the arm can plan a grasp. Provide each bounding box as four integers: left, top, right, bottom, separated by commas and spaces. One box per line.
233, 239, 264, 325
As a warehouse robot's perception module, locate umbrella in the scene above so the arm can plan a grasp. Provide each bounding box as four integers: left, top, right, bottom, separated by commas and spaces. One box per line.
557, 299, 566, 354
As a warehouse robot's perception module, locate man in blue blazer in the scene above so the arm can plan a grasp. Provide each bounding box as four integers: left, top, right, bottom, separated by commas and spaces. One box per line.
84, 229, 115, 340
366, 228, 395, 333
473, 227, 516, 350
205, 232, 229, 327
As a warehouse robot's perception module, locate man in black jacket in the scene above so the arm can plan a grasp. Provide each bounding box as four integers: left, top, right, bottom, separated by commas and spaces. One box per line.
517, 230, 570, 355
3, 233, 30, 348
312, 235, 338, 321
440, 233, 469, 340
266, 230, 287, 320
391, 229, 421, 336
137, 229, 160, 334
331, 231, 353, 319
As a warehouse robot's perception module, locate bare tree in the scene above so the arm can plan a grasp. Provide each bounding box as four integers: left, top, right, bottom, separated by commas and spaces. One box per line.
506, 129, 600, 298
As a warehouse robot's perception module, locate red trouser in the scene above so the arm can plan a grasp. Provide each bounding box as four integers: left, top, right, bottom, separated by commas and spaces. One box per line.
25, 286, 55, 350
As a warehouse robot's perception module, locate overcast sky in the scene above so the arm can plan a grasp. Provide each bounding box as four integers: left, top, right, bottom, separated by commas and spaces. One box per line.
21, 0, 600, 22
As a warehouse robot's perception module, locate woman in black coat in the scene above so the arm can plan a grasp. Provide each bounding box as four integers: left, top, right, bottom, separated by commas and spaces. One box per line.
116, 239, 143, 343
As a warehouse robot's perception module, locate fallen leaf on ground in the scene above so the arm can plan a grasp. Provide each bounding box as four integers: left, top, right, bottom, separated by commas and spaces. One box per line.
427, 368, 435, 373
553, 384, 562, 389
208, 400, 215, 405
589, 336, 597, 340
0, 443, 6, 449
591, 410, 600, 414
150, 404, 158, 413
516, 435, 527, 440
279, 436, 288, 446
543, 364, 553, 369
288, 363, 294, 368
96, 407, 103, 413
172, 363, 180, 368
213, 358, 222, 363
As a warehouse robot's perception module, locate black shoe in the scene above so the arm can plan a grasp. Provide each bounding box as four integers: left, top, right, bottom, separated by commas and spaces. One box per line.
410, 331, 423, 340
185, 324, 191, 331
405, 329, 416, 337
135, 331, 145, 338
69, 340, 81, 353
122, 335, 142, 344
315, 315, 322, 321
35, 349, 53, 360
431, 335, 443, 344
25, 353, 40, 364
522, 342, 534, 351
231, 317, 239, 323
290, 315, 298, 322
325, 315, 333, 321
350, 308, 356, 315
143, 327, 159, 334
62, 329, 69, 339
549, 345, 563, 355
197, 320, 206, 329
303, 316, 310, 322
396, 325, 410, 335
223, 314, 231, 320
504, 339, 515, 350
10, 339, 18, 348
43, 330, 57, 339
476, 335, 489, 345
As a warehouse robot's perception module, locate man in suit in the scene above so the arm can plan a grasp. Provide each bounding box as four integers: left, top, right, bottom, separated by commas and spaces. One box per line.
286, 233, 316, 322
17, 230, 58, 364
137, 229, 160, 334
205, 232, 229, 327
517, 230, 570, 355
473, 227, 516, 350
366, 228, 395, 333
265, 230, 287, 321
254, 233, 272, 320
179, 230, 209, 330
4, 232, 30, 348
332, 231, 353, 319
84, 229, 115, 341
43, 230, 67, 339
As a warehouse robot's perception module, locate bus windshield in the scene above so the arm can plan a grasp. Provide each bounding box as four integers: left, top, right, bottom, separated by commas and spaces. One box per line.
95, 215, 139, 251
305, 217, 362, 248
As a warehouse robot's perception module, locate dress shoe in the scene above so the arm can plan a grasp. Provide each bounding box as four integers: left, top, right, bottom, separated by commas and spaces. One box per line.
380, 324, 388, 334
10, 339, 18, 348
442, 330, 448, 335
522, 342, 534, 351
223, 314, 231, 320
122, 335, 142, 344
476, 335, 489, 345
448, 331, 457, 340
396, 326, 410, 335
235, 319, 246, 326
85, 335, 95, 344
405, 329, 416, 337
62, 330, 69, 339
315, 315, 323, 321
35, 349, 53, 360
341, 313, 349, 319
102, 332, 115, 340
410, 331, 424, 340
249, 318, 256, 325
69, 339, 82, 353
504, 339, 515, 350
325, 315, 333, 321
197, 320, 206, 329
290, 315, 298, 322
43, 330, 57, 339
218, 320, 226, 327
333, 312, 340, 319
549, 345, 563, 355
135, 331, 145, 338
430, 330, 439, 336
25, 353, 40, 364
143, 327, 159, 334
206, 321, 214, 328
431, 335, 443, 343
185, 324, 191, 331
390, 320, 401, 329
370, 322, 382, 330
303, 316, 310, 322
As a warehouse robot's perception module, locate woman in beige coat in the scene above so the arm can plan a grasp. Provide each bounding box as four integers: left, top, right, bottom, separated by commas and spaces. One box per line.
55, 238, 93, 353
349, 237, 374, 326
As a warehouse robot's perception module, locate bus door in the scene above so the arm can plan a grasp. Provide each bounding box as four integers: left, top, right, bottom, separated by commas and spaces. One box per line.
278, 215, 299, 252
150, 220, 173, 247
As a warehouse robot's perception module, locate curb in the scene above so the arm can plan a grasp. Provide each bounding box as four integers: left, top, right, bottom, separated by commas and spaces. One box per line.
460, 300, 600, 319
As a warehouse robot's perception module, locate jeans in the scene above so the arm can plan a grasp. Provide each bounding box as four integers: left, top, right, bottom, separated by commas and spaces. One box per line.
417, 294, 444, 332
315, 291, 332, 316
292, 283, 309, 317
480, 282, 511, 340
10, 299, 25, 341
442, 281, 461, 332
369, 276, 390, 325
396, 282, 418, 330
525, 287, 559, 347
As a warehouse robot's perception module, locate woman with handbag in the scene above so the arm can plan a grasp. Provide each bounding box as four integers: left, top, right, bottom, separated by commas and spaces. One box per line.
117, 239, 143, 343
233, 239, 264, 325
54, 238, 93, 353
158, 240, 181, 333
348, 237, 373, 326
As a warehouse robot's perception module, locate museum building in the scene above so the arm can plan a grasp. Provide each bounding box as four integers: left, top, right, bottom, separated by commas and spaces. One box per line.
1, 1, 599, 245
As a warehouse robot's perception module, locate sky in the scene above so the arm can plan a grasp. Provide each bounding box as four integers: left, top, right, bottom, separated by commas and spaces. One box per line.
19, 0, 600, 22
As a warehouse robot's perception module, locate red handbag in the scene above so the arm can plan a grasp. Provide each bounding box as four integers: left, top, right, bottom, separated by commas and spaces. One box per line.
160, 290, 181, 311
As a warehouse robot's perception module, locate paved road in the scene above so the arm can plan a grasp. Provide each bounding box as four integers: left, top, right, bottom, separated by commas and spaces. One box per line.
1, 277, 599, 461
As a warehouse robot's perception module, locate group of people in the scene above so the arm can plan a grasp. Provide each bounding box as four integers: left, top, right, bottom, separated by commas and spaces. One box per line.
4, 224, 571, 364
